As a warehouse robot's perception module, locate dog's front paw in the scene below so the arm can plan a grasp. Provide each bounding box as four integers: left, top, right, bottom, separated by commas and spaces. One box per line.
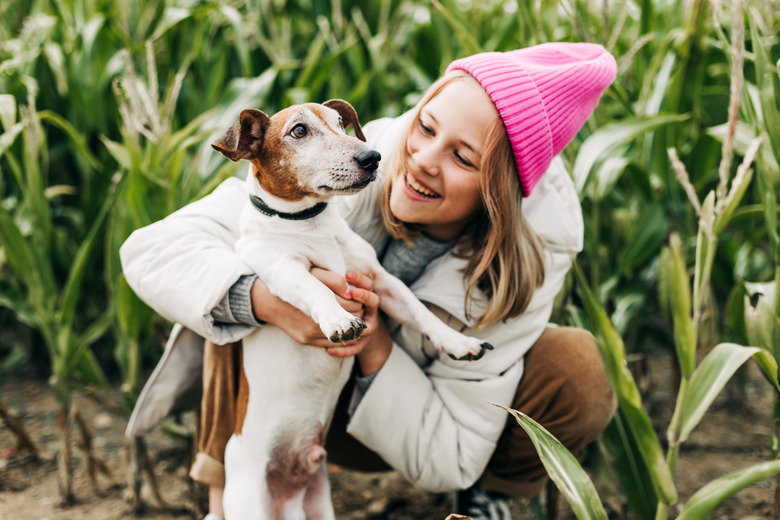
447, 342, 493, 361
439, 336, 493, 361
322, 316, 367, 344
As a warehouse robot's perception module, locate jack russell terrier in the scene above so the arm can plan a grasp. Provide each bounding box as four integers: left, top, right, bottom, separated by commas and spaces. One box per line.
211, 100, 491, 520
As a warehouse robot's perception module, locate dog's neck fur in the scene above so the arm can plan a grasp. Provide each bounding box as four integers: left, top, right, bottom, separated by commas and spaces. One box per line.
246, 167, 332, 217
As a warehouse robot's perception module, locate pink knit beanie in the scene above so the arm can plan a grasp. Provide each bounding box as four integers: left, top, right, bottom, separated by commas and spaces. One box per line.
447, 42, 616, 196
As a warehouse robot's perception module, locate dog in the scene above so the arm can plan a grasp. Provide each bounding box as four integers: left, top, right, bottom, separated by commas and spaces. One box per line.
211, 100, 491, 520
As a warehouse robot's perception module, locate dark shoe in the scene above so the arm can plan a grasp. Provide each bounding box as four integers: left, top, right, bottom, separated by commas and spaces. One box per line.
454, 484, 512, 520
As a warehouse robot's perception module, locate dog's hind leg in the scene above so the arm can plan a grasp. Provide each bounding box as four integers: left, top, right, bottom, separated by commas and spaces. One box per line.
302, 465, 336, 520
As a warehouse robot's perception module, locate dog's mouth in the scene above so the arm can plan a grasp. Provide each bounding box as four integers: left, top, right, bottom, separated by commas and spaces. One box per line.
318, 170, 377, 193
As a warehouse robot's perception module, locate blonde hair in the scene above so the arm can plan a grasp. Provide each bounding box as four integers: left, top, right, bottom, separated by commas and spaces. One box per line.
380, 72, 546, 328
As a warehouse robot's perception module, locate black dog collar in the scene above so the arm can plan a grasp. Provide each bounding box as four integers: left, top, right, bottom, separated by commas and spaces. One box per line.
249, 194, 328, 221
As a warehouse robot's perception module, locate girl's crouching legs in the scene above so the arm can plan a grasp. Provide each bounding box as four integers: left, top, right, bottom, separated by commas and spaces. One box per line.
480, 327, 616, 498
190, 340, 242, 520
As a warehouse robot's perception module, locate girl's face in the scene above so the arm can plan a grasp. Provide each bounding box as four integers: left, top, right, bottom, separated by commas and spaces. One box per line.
389, 77, 498, 242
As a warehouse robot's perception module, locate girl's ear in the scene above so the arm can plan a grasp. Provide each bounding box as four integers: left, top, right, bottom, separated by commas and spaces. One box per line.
323, 99, 366, 142
212, 108, 270, 161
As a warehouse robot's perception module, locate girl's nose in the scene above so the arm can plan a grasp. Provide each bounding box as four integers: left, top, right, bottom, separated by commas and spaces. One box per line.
411, 144, 441, 176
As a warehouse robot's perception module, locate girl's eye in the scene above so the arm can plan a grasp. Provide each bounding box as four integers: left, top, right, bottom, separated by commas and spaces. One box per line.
455, 151, 475, 169
419, 119, 434, 135
290, 124, 308, 138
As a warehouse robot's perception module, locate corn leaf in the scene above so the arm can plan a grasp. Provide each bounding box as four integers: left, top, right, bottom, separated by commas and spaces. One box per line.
0, 94, 17, 129
65, 310, 113, 384
574, 263, 677, 504
59, 175, 123, 329
676, 460, 780, 520
663, 234, 696, 378
692, 192, 716, 312
713, 156, 756, 236
72, 348, 111, 392
0, 121, 24, 157
101, 136, 132, 170
0, 293, 41, 331
573, 114, 689, 197
678, 343, 778, 443
38, 110, 101, 170
617, 203, 668, 275
431, 0, 482, 56
601, 411, 657, 520
497, 405, 608, 520
748, 9, 780, 157
0, 204, 47, 309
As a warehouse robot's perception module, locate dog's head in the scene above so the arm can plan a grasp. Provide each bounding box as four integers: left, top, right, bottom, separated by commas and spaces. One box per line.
212, 100, 381, 202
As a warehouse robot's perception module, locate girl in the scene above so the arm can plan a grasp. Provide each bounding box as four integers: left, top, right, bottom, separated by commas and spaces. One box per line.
122, 42, 617, 520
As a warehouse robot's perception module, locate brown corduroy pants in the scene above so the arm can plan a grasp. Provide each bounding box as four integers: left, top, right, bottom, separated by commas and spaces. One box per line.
189, 327, 616, 497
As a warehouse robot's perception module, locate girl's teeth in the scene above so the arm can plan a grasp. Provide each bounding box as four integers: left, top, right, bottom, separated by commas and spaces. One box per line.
406, 173, 439, 197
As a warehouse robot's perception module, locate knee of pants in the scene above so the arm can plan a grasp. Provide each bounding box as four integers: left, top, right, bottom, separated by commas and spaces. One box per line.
524, 327, 617, 441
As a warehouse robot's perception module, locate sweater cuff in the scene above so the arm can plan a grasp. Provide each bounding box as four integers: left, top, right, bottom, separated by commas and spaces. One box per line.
347, 371, 379, 416
212, 274, 264, 327
232, 274, 265, 326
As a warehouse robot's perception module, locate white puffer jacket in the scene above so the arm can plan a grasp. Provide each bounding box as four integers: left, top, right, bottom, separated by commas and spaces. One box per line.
120, 112, 583, 492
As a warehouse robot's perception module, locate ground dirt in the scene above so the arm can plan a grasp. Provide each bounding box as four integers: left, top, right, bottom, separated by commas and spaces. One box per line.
0, 350, 776, 519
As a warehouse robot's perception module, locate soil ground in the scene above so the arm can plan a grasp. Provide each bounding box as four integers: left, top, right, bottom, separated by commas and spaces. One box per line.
0, 350, 776, 519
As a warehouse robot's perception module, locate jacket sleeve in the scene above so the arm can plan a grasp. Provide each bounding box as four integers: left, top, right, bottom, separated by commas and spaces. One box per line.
119, 176, 257, 344
345, 248, 572, 492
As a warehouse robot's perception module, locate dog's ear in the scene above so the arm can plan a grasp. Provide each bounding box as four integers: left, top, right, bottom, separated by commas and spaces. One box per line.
212, 109, 270, 161
323, 99, 366, 142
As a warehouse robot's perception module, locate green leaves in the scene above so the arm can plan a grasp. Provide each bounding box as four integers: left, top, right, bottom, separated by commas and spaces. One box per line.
574, 264, 678, 504
660, 233, 696, 378
498, 405, 608, 520
573, 114, 689, 200
677, 461, 780, 520
677, 343, 778, 443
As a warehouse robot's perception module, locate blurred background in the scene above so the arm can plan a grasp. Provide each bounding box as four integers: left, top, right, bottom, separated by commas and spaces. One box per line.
1, 0, 780, 518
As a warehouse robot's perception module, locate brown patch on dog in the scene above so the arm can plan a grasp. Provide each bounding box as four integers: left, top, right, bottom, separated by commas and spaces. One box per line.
248, 110, 318, 202
322, 99, 366, 142
246, 105, 324, 202
213, 101, 372, 202
212, 108, 269, 162
234, 345, 249, 435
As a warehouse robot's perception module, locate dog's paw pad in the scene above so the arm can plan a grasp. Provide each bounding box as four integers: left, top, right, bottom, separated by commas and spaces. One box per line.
327, 317, 366, 344
445, 341, 493, 361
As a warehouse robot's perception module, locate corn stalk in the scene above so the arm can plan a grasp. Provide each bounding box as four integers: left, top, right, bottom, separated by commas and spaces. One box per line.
0, 88, 117, 503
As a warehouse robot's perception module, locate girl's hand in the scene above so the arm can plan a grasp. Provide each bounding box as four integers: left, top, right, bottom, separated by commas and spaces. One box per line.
249, 268, 370, 348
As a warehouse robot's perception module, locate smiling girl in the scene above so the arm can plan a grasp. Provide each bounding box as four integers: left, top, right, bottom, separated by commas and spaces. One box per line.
122, 43, 617, 520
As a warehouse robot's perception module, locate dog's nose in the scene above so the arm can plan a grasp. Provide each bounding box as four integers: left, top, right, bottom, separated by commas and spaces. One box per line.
354, 150, 381, 172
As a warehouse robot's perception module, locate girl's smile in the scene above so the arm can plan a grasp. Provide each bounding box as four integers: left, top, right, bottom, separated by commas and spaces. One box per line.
389, 76, 498, 241
404, 172, 441, 199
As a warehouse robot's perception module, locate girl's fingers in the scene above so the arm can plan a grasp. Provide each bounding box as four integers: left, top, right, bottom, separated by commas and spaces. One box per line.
346, 270, 374, 291
311, 267, 351, 298
326, 341, 363, 357
349, 287, 380, 310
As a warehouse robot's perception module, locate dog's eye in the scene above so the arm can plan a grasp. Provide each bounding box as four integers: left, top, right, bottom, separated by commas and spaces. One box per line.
290, 124, 308, 138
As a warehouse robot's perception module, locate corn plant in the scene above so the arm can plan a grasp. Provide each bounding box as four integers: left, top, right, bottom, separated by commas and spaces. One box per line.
551, 2, 780, 518
721, 5, 780, 514
102, 40, 232, 510
0, 87, 117, 502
